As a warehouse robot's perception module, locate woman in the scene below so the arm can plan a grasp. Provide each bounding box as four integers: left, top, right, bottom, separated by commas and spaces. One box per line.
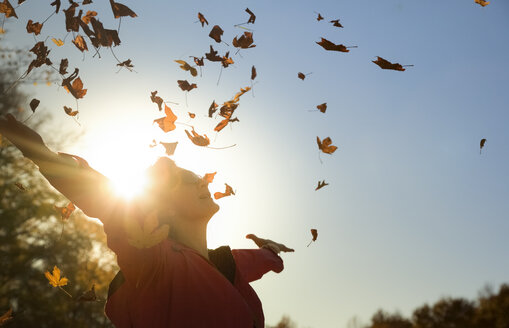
0, 113, 294, 327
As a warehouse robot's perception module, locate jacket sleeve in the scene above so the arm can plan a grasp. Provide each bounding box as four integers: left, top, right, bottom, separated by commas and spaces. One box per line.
38, 152, 163, 284
231, 248, 284, 283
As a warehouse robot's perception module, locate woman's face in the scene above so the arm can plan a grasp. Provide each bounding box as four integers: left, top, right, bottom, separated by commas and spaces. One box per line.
167, 168, 220, 222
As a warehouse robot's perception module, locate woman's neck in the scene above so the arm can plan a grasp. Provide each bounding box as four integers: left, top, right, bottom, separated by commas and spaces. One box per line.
170, 218, 209, 260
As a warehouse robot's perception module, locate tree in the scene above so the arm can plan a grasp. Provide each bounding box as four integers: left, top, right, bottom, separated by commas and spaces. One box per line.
412, 298, 476, 328
474, 284, 509, 328
368, 310, 412, 328
0, 36, 118, 328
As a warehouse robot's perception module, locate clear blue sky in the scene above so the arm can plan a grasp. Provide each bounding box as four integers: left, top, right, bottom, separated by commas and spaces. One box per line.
3, 0, 509, 327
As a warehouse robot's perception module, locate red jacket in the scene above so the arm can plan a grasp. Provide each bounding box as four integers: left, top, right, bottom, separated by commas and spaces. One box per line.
40, 153, 284, 327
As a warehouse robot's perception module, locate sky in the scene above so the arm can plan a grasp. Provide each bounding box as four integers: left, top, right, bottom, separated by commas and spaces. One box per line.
2, 0, 509, 327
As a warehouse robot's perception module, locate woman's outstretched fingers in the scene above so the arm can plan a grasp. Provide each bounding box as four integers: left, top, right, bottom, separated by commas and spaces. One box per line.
246, 234, 294, 253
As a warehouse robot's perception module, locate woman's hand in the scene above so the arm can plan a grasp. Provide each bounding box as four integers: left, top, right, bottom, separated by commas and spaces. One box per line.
0, 114, 48, 159
246, 234, 294, 255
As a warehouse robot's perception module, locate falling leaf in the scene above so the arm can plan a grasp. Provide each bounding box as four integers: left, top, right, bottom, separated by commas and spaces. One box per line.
0, 27, 5, 34
0, 0, 17, 18
150, 90, 164, 111
208, 100, 218, 117
205, 45, 222, 62
316, 13, 323, 21
27, 41, 52, 75
153, 104, 178, 132
480, 138, 486, 154
63, 2, 81, 32
221, 51, 234, 68
52, 38, 64, 46
192, 56, 204, 66
50, 0, 60, 13
317, 136, 338, 154
29, 98, 40, 112
232, 86, 251, 102
59, 58, 68, 75
26, 20, 43, 35
232, 32, 256, 49
117, 59, 133, 69
0, 308, 13, 326
307, 229, 318, 247
63, 105, 78, 116
175, 60, 197, 77
185, 128, 210, 146
72, 35, 88, 52
209, 25, 224, 43
83, 0, 93, 4
298, 72, 306, 80
14, 182, 27, 191
197, 12, 208, 27
188, 112, 196, 118
159, 141, 178, 156
203, 172, 216, 183
315, 180, 328, 191
245, 8, 256, 24
124, 211, 170, 249
62, 68, 87, 99
177, 80, 197, 92
316, 38, 354, 52
77, 284, 97, 302
316, 103, 327, 113
214, 183, 235, 199
372, 56, 411, 71
44, 265, 69, 287
54, 202, 75, 221
81, 10, 97, 24
474, 0, 489, 6
251, 65, 257, 80
110, 0, 137, 18
330, 19, 343, 28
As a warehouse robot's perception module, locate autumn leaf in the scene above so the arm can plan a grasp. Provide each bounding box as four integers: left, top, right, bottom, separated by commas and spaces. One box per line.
480, 138, 486, 154
0, 308, 13, 326
205, 45, 222, 62
188, 112, 196, 118
0, 0, 17, 19
177, 80, 197, 92
63, 105, 78, 116
330, 19, 343, 28
315, 180, 328, 191
72, 35, 88, 52
117, 59, 134, 69
203, 172, 216, 183
251, 65, 257, 80
175, 60, 197, 77
110, 0, 137, 19
197, 12, 208, 27
209, 25, 224, 43
54, 202, 75, 221
245, 8, 256, 24
221, 51, 234, 68
232, 31, 256, 49
307, 229, 318, 247
208, 100, 218, 117
52, 38, 64, 46
317, 136, 338, 154
63, 2, 80, 32
124, 211, 170, 249
59, 58, 68, 75
50, 0, 61, 13
316, 13, 324, 21
27, 41, 52, 75
153, 104, 178, 132
0, 27, 5, 34
62, 68, 87, 99
192, 56, 204, 66
185, 128, 210, 147
316, 103, 327, 113
316, 38, 356, 52
298, 72, 306, 80
160, 141, 178, 156
26, 19, 43, 35
150, 90, 164, 111
474, 0, 489, 6
77, 284, 97, 302
372, 56, 412, 71
45, 265, 69, 287
214, 183, 235, 199
81, 10, 97, 24
29, 98, 40, 113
